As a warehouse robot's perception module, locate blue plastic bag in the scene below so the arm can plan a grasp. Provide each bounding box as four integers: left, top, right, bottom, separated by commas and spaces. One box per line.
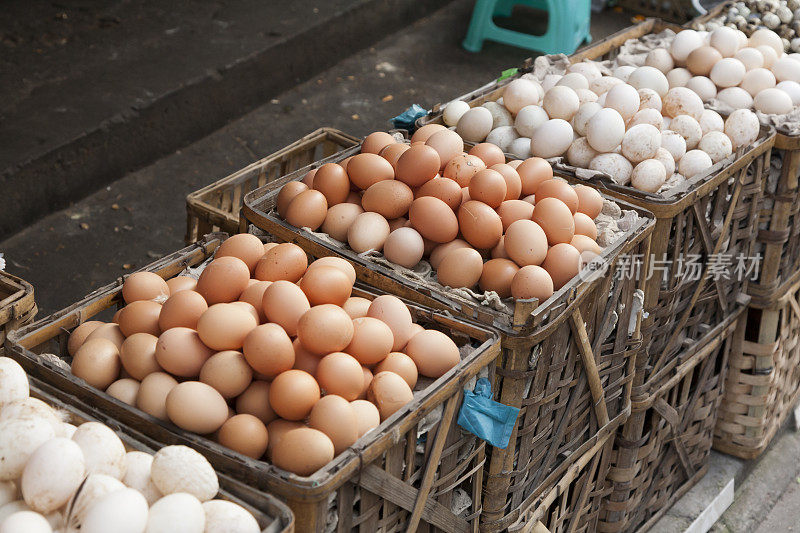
391, 104, 429, 132
457, 378, 519, 449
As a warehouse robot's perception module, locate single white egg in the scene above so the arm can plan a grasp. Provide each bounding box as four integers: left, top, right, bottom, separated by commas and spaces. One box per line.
456, 107, 494, 142
530, 119, 574, 159
589, 153, 633, 185
655, 147, 676, 176
605, 84, 641, 121
627, 66, 670, 97
621, 124, 661, 163
685, 76, 717, 102
663, 87, 705, 120
679, 150, 713, 178
645, 48, 675, 73
710, 58, 746, 87
508, 137, 533, 159
661, 130, 688, 161
486, 126, 519, 152
567, 137, 599, 168
613, 65, 636, 82
754, 87, 794, 114
543, 86, 581, 120
666, 68, 693, 88
699, 109, 725, 135
638, 88, 663, 111
575, 88, 598, 104
557, 73, 589, 91
698, 131, 733, 163
776, 80, 800, 105
724, 109, 760, 148
586, 108, 626, 152
740, 68, 777, 96
735, 47, 765, 71
502, 79, 542, 114
442, 101, 471, 127
631, 159, 668, 192
571, 102, 603, 137
590, 76, 624, 96
515, 105, 550, 137
717, 87, 754, 109
670, 115, 704, 150
772, 57, 800, 83
568, 62, 602, 83
629, 108, 664, 130
670, 30, 704, 63
709, 26, 740, 57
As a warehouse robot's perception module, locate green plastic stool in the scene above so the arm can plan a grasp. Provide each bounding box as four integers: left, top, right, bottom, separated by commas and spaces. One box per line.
463, 0, 592, 55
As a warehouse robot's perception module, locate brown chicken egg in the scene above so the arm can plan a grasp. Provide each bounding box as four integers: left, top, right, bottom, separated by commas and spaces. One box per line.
166, 381, 229, 434
216, 234, 266, 273
313, 163, 350, 206
166, 275, 197, 294
497, 200, 535, 231
68, 321, 104, 356
573, 213, 598, 240
516, 157, 553, 195
342, 297, 371, 319
367, 295, 414, 351
158, 290, 208, 331
458, 201, 503, 250
542, 243, 581, 290
410, 124, 447, 143
468, 169, 507, 208
479, 259, 520, 298
316, 352, 364, 400
297, 305, 354, 355
361, 180, 414, 219
277, 181, 310, 219
254, 243, 308, 283
347, 153, 395, 190
347, 212, 391, 253
308, 395, 359, 456
374, 352, 418, 388
504, 220, 548, 266
379, 143, 410, 169
429, 239, 471, 270
242, 324, 295, 379
292, 338, 321, 376
197, 303, 258, 351
344, 317, 394, 365
535, 180, 579, 213
155, 327, 214, 377
301, 168, 317, 187
437, 247, 483, 289
137, 372, 178, 421
106, 379, 140, 406
443, 154, 481, 187
85, 322, 126, 349
395, 145, 441, 187
265, 419, 306, 460
236, 381, 277, 425
321, 203, 364, 242
359, 367, 374, 400
199, 351, 253, 399
574, 185, 603, 218
362, 131, 396, 154
388, 217, 408, 232
368, 372, 414, 420
122, 272, 170, 304
414, 177, 462, 211
272, 428, 334, 476
238, 281, 271, 323
570, 234, 603, 255
72, 338, 121, 390
306, 256, 356, 284
532, 198, 575, 245
261, 280, 310, 337
285, 189, 328, 230
197, 256, 250, 304
492, 236, 510, 259
511, 265, 555, 301
469, 143, 505, 167
383, 227, 425, 269
490, 164, 523, 201
408, 197, 459, 244
405, 330, 460, 378
120, 333, 161, 380
350, 400, 381, 437
425, 130, 464, 169
218, 414, 269, 459
299, 265, 353, 306
269, 370, 321, 421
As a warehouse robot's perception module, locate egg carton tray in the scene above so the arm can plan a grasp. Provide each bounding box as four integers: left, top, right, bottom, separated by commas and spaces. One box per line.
27, 375, 294, 533
5, 233, 502, 533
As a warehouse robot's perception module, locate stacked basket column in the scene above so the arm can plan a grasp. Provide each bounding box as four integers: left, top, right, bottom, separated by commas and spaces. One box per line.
240, 145, 657, 531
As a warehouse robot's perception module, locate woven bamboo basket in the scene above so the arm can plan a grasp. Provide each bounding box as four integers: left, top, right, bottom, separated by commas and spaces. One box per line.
27, 376, 294, 532
185, 128, 360, 243
240, 143, 657, 531
611, 0, 704, 23
0, 271, 36, 356
598, 305, 744, 532
6, 233, 502, 533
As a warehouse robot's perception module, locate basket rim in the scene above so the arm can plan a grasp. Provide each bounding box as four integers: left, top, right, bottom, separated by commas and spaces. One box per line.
0, 270, 36, 326
241, 143, 656, 337
6, 233, 502, 500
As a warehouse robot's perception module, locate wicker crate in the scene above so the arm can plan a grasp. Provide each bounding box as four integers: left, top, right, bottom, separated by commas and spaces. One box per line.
240, 144, 656, 531
185, 128, 360, 243
598, 305, 744, 532
714, 271, 800, 459
29, 376, 294, 533
6, 233, 501, 533
611, 0, 704, 23
0, 271, 36, 355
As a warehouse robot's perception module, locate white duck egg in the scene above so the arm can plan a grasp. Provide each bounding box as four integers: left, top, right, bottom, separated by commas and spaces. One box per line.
456, 107, 493, 142
666, 68, 693, 88
710, 58, 746, 87
622, 124, 662, 163
567, 137, 599, 168
589, 153, 633, 185
735, 48, 765, 71
756, 45, 779, 68
442, 101, 470, 127
772, 57, 800, 83
590, 76, 623, 96
655, 147, 676, 176
568, 62, 602, 83
670, 30, 704, 63
515, 105, 550, 137
557, 73, 589, 91
605, 84, 640, 121
661, 130, 688, 161
638, 88, 663, 111
571, 102, 602, 137
698, 131, 733, 163
575, 88, 598, 104
627, 66, 670, 97
631, 159, 668, 192
750, 29, 784, 57
520, 73, 545, 100
629, 108, 664, 130
543, 86, 580, 120
613, 65, 636, 82
699, 109, 725, 135
740, 68, 777, 96
508, 137, 533, 159
482, 101, 514, 128
717, 87, 754, 109
486, 126, 519, 152
502, 79, 541, 114
541, 74, 563, 93
777, 80, 800, 105
663, 87, 705, 120
530, 119, 574, 158
710, 26, 740, 57
645, 48, 675, 73
670, 115, 703, 150
685, 76, 717, 102
754, 87, 794, 114
679, 150, 713, 178
586, 108, 625, 152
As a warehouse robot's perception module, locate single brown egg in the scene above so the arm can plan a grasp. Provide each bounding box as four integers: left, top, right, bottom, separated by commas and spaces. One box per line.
67, 321, 104, 356
265, 419, 306, 460
511, 265, 555, 301
118, 300, 162, 337
347, 153, 395, 190
242, 324, 295, 379
106, 378, 140, 406
136, 372, 178, 420
383, 227, 425, 268
120, 332, 161, 380
321, 203, 364, 242
359, 367, 374, 400
122, 272, 169, 304
574, 185, 603, 219
155, 327, 214, 377
166, 381, 229, 434
297, 305, 354, 355
196, 256, 250, 304
272, 427, 334, 476
414, 177, 462, 211
542, 243, 582, 290
479, 259, 520, 298
72, 338, 120, 390
379, 143, 410, 169
405, 330, 460, 378
215, 234, 266, 274
235, 380, 277, 425
468, 169, 507, 208
408, 197, 459, 243
196, 303, 258, 351
199, 350, 253, 399
350, 400, 381, 437
367, 295, 415, 351
362, 132, 396, 154
301, 168, 317, 187
316, 352, 364, 400
299, 266, 353, 306
254, 243, 308, 282
342, 297, 371, 319
368, 372, 414, 420
429, 239, 471, 270
348, 212, 391, 253
344, 317, 394, 365
425, 130, 464, 169
277, 182, 310, 219
159, 290, 208, 331
573, 213, 598, 240
687, 46, 723, 76
218, 414, 269, 459
492, 236, 510, 259
437, 247, 484, 289
458, 201, 503, 250
469, 143, 506, 167
490, 163, 523, 201
238, 281, 271, 323
504, 219, 548, 267
306, 256, 356, 284
285, 189, 328, 230
374, 352, 418, 388
410, 124, 447, 143
166, 276, 197, 294
516, 157, 553, 195
85, 321, 125, 350
395, 145, 441, 187
532, 198, 576, 245
571, 234, 603, 255
443, 154, 482, 187
269, 370, 321, 420
262, 280, 310, 336
535, 180, 580, 213
292, 338, 320, 376
308, 395, 359, 455
313, 163, 350, 206
361, 180, 414, 220
497, 200, 535, 231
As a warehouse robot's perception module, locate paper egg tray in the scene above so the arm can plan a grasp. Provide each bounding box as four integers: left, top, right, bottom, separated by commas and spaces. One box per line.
28, 375, 294, 533
5, 233, 502, 533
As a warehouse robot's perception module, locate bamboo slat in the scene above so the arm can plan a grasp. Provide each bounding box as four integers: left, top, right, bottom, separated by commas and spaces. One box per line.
0, 271, 36, 356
